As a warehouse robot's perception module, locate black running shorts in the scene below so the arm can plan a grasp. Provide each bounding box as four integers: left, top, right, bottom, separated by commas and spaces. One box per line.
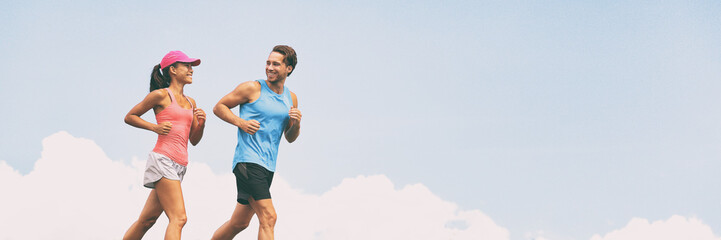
233, 162, 275, 205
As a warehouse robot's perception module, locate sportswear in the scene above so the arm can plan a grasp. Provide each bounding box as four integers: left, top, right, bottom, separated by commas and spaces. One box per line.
232, 80, 293, 172
152, 88, 194, 166
233, 162, 274, 204
143, 152, 187, 188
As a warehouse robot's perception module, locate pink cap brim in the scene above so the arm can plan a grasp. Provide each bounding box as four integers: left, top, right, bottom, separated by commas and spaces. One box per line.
160, 51, 201, 69
184, 59, 201, 66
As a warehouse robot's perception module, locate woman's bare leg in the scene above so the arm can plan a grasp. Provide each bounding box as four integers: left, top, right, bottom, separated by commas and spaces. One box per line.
123, 189, 164, 240
154, 178, 187, 240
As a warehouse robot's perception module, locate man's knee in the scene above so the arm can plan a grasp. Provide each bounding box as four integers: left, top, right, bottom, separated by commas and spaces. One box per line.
259, 212, 277, 228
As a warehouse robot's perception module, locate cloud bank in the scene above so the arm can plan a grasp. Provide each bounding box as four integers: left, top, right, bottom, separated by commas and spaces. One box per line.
590, 215, 720, 240
0, 131, 717, 240
0, 132, 507, 239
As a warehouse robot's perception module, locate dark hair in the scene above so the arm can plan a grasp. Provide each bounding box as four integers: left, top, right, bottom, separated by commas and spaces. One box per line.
149, 63, 175, 92
272, 45, 297, 76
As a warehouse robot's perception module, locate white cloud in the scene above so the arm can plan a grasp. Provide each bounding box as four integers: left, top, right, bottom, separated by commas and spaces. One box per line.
590, 215, 721, 240
0, 131, 508, 239
5, 131, 718, 240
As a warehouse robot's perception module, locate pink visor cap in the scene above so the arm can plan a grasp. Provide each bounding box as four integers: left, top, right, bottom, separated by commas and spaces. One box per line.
160, 51, 201, 69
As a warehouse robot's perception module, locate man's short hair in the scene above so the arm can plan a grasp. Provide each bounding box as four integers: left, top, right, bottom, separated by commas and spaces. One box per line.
273, 45, 297, 76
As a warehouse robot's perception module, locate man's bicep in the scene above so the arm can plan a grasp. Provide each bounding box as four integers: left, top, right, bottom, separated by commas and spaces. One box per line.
218, 92, 242, 109
219, 84, 251, 109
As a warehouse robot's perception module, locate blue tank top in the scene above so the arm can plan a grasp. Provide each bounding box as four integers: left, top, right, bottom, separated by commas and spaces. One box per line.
233, 80, 293, 172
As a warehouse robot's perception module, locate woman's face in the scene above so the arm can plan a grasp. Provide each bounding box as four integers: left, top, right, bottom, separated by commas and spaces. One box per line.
171, 63, 194, 84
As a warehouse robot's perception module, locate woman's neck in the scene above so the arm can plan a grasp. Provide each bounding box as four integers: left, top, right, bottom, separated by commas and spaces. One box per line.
169, 82, 185, 95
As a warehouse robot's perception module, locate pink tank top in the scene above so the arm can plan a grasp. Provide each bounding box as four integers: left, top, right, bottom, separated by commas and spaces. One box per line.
152, 88, 194, 166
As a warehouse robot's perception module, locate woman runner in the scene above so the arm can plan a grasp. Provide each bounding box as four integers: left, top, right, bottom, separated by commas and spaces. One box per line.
122, 51, 206, 240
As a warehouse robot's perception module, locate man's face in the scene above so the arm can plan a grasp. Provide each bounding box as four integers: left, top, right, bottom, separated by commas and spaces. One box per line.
266, 51, 292, 82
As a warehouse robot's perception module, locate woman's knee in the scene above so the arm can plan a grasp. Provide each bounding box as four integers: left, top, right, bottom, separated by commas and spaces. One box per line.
230, 220, 250, 231
169, 214, 188, 227
139, 216, 159, 230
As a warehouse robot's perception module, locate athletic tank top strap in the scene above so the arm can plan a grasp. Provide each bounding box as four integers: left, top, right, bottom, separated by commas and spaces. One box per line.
258, 79, 270, 94
183, 95, 194, 110
258, 79, 287, 97
166, 88, 194, 110
165, 88, 177, 103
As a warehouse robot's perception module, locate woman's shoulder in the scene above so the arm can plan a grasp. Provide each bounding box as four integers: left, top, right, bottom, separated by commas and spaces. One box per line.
186, 95, 197, 106
143, 89, 170, 105
148, 88, 169, 99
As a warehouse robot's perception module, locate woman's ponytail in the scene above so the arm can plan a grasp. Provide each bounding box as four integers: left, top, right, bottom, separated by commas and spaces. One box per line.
149, 64, 172, 92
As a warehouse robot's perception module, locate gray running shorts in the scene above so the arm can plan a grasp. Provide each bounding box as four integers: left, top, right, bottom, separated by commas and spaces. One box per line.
143, 152, 187, 189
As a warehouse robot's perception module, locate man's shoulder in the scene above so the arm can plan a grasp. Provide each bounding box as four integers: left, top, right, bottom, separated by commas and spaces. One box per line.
236, 80, 262, 92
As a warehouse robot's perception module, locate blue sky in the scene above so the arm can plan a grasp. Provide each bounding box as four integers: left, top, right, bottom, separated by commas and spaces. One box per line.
1, 1, 720, 239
